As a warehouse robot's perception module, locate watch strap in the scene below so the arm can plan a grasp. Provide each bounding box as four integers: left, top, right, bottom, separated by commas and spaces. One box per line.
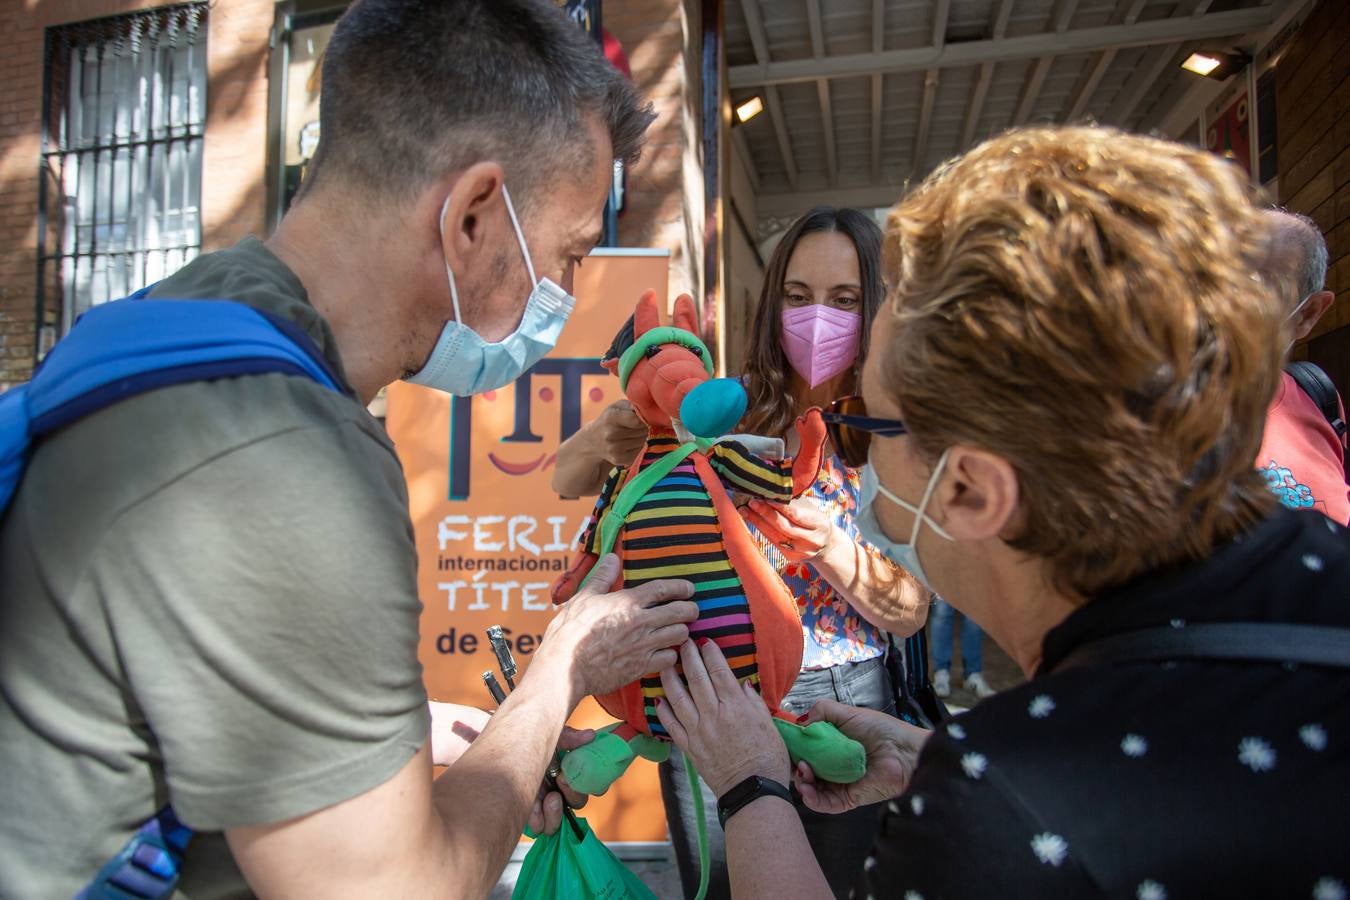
716, 775, 793, 829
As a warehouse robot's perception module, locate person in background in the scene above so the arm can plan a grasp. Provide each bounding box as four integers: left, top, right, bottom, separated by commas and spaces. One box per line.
929, 597, 994, 699
649, 126, 1348, 898
1256, 209, 1349, 524
0, 2, 703, 897
552, 398, 649, 496
553, 206, 928, 899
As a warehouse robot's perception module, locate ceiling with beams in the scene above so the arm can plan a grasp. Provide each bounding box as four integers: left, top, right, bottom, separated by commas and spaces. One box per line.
727, 0, 1286, 219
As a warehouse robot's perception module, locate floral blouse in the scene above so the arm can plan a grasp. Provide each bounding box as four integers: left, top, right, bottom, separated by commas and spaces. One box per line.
746, 454, 889, 670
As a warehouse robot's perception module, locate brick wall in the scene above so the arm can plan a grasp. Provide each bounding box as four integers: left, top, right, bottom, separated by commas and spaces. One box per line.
1278, 0, 1350, 394
0, 0, 274, 390
607, 0, 705, 305
197, 0, 274, 251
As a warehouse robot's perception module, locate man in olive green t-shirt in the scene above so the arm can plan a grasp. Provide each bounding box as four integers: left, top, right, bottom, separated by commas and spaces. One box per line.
0, 2, 696, 897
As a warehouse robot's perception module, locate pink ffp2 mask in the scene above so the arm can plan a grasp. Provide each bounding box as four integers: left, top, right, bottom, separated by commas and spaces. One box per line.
780, 304, 862, 388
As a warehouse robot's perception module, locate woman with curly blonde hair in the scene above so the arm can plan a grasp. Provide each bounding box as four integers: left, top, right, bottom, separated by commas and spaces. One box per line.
652, 126, 1349, 898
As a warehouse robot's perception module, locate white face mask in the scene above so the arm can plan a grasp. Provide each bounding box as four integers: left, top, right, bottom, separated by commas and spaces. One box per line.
855, 448, 954, 591
404, 184, 576, 396
1285, 291, 1313, 354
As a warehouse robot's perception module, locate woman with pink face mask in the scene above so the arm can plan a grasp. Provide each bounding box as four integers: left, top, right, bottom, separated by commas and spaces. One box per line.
734, 206, 930, 693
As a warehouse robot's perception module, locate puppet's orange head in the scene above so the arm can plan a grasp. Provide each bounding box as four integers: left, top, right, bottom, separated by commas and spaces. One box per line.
601, 291, 745, 437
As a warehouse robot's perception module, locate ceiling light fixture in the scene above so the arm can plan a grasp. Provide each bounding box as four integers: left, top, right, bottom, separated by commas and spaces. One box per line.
734, 95, 764, 125
1180, 49, 1251, 80
1181, 52, 1222, 76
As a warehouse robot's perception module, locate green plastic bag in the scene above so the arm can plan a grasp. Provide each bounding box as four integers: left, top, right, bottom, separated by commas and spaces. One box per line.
512, 816, 656, 900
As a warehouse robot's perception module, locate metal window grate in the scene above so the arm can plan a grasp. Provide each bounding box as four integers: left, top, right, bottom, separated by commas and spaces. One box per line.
37, 3, 208, 349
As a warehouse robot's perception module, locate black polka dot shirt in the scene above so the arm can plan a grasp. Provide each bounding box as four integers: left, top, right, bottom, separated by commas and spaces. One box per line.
868, 509, 1349, 899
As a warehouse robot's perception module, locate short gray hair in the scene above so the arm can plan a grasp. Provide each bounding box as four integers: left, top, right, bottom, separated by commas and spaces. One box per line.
1264, 209, 1328, 300
299, 0, 655, 207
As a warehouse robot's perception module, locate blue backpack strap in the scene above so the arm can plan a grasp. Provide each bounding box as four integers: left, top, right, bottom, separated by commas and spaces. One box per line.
27, 298, 341, 431
0, 389, 32, 513
0, 298, 343, 512
75, 807, 193, 900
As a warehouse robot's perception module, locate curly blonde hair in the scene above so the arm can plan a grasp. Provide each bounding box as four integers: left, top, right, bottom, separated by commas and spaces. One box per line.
880, 126, 1286, 597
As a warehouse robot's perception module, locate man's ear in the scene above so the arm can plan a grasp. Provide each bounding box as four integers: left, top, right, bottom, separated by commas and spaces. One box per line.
937, 446, 1020, 543
439, 161, 506, 274
1293, 290, 1336, 341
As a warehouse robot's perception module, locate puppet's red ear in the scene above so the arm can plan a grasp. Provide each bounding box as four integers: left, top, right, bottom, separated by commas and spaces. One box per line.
672, 294, 698, 334
601, 356, 620, 375
633, 289, 661, 336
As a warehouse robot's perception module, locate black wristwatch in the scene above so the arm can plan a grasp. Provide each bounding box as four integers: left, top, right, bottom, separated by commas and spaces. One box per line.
716, 775, 794, 828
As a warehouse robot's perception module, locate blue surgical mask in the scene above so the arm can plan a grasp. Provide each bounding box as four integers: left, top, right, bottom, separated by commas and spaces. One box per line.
405, 184, 575, 396
856, 449, 954, 590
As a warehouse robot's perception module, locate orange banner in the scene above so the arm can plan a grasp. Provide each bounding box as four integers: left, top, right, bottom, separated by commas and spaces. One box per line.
387, 250, 671, 843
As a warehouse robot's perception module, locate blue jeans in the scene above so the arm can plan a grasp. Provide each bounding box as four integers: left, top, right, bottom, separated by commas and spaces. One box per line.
659, 656, 896, 900
930, 598, 983, 675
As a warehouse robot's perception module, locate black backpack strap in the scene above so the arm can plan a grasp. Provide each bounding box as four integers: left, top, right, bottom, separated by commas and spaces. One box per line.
1053, 623, 1350, 674
1286, 361, 1347, 443
886, 628, 949, 728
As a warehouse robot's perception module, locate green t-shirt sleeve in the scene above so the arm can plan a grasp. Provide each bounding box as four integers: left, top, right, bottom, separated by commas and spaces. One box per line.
89, 417, 430, 831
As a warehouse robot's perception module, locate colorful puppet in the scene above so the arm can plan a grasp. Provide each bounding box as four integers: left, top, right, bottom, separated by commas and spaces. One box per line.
551, 291, 865, 799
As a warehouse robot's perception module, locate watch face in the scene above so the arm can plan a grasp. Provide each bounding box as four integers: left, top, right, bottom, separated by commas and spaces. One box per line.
719, 774, 791, 828
725, 776, 762, 805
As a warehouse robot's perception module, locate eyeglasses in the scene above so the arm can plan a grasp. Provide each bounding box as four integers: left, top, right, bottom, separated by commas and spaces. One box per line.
821, 395, 907, 468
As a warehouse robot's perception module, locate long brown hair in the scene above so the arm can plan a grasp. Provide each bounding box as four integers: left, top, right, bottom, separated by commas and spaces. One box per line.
740, 206, 886, 438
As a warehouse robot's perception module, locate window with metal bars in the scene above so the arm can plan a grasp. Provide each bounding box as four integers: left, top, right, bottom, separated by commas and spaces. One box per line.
36, 3, 208, 347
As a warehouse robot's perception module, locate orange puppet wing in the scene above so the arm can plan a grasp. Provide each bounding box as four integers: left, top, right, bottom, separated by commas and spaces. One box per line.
595, 676, 650, 734
550, 552, 600, 605
790, 408, 828, 496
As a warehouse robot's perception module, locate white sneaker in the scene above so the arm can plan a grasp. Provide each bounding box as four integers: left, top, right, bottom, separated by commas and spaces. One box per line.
965, 672, 996, 699
933, 669, 951, 698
